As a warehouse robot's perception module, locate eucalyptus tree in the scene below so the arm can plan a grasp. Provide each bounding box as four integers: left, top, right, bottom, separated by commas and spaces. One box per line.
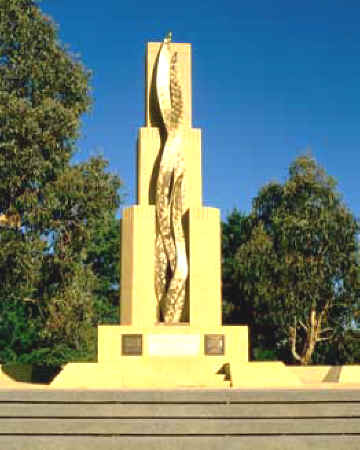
224, 155, 360, 364
0, 0, 121, 364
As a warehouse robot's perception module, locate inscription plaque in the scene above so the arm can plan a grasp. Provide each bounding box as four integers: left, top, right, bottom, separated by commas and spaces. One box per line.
148, 334, 200, 356
205, 334, 225, 355
122, 334, 143, 355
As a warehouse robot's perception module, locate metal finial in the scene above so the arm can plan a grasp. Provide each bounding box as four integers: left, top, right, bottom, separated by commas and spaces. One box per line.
164, 31, 172, 43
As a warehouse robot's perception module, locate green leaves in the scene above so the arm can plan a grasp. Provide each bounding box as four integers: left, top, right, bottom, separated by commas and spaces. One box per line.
0, 0, 91, 212
0, 1, 122, 366
223, 154, 360, 364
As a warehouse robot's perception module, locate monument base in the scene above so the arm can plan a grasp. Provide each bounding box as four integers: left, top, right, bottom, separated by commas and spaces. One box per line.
51, 324, 301, 388
51, 324, 246, 388
51, 360, 302, 389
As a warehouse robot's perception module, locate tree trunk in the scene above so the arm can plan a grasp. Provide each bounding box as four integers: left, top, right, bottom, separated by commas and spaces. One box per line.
299, 309, 320, 365
290, 309, 321, 365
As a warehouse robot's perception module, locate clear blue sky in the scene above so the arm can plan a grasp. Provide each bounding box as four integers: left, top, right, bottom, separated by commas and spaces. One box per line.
40, 0, 360, 220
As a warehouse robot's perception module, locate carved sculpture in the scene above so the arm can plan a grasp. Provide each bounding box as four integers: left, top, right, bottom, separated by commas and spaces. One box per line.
154, 33, 188, 323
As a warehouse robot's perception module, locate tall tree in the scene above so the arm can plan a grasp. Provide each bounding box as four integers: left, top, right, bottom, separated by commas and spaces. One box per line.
222, 210, 252, 322
223, 154, 360, 364
85, 212, 121, 325
0, 0, 122, 365
222, 210, 279, 360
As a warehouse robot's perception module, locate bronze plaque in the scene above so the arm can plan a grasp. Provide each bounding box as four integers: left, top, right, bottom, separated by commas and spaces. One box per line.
122, 334, 143, 356
205, 334, 225, 355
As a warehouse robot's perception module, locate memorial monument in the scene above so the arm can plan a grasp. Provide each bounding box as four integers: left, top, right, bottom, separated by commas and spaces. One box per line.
52, 35, 300, 388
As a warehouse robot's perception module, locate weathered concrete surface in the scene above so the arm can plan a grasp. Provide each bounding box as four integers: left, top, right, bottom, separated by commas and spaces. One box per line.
0, 388, 360, 449
0, 436, 360, 450
0, 436, 359, 450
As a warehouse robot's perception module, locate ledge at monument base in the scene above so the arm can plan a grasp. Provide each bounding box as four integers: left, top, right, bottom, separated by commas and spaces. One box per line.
51, 360, 229, 388
51, 361, 301, 389
230, 361, 301, 387
4, 363, 360, 388
340, 365, 360, 383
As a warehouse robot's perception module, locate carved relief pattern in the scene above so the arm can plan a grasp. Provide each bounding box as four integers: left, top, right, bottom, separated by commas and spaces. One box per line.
155, 36, 188, 322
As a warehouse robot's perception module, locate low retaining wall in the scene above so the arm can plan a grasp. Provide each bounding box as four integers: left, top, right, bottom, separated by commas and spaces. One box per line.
289, 365, 340, 383
0, 389, 360, 449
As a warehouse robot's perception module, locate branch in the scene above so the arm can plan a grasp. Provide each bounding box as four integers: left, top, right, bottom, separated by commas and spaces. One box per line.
320, 301, 332, 319
317, 326, 335, 343
319, 327, 333, 334
310, 309, 316, 329
299, 320, 308, 331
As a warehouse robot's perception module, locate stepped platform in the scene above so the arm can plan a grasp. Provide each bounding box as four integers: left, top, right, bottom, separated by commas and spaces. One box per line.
1, 388, 360, 449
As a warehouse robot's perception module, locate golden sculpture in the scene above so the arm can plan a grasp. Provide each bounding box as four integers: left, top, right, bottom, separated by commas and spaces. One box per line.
155, 33, 188, 323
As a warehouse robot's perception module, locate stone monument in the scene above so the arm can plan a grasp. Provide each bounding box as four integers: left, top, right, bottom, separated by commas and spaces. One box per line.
98, 33, 249, 387
52, 35, 301, 388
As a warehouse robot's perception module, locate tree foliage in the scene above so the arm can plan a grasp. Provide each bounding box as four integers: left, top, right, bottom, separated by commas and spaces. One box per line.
85, 213, 121, 324
0, 0, 122, 365
223, 154, 360, 364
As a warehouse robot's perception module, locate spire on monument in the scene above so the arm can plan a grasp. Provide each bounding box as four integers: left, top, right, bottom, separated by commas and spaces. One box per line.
164, 31, 172, 43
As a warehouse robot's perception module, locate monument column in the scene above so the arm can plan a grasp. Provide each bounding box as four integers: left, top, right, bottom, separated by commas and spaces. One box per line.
128, 40, 222, 327
53, 36, 251, 389
99, 35, 249, 384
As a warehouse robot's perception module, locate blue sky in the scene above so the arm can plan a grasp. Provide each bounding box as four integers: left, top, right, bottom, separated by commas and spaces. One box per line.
40, 0, 360, 220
